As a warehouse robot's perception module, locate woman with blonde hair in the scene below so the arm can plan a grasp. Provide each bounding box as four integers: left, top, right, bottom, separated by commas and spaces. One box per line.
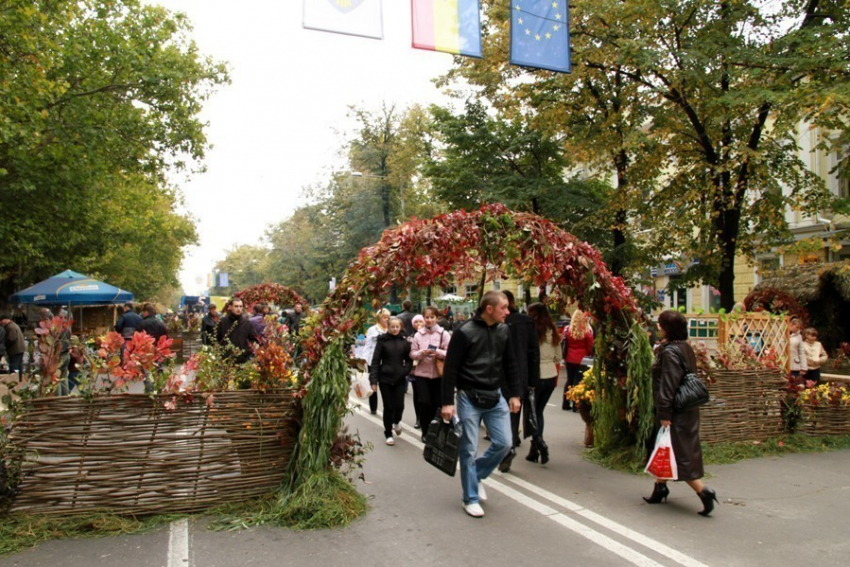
562, 310, 594, 411
363, 309, 391, 415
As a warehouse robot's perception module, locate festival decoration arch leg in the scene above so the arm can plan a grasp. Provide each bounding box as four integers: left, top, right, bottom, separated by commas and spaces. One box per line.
287, 204, 655, 523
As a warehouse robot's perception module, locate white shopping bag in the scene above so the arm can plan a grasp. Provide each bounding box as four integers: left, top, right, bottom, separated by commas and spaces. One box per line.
644, 426, 678, 480
350, 370, 373, 399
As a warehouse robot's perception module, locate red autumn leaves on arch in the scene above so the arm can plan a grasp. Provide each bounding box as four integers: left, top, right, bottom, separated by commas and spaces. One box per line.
234, 283, 307, 312
300, 203, 637, 380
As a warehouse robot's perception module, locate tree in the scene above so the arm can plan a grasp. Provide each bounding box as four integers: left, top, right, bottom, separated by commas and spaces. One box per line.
444, 0, 848, 308
210, 244, 269, 297
424, 100, 612, 258
0, 0, 228, 298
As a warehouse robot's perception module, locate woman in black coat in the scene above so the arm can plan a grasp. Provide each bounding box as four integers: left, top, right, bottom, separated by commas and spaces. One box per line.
370, 317, 412, 446
644, 310, 718, 516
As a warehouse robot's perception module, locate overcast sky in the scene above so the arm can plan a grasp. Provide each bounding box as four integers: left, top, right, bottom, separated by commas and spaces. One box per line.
153, 1, 454, 295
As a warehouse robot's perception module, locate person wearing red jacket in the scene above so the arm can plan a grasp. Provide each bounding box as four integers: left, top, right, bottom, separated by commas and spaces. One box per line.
561, 310, 594, 411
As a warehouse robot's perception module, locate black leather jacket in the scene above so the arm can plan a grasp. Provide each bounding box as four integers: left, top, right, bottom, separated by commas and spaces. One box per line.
369, 332, 412, 385
441, 316, 520, 405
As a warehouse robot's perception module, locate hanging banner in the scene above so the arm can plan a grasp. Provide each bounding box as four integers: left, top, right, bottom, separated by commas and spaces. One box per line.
510, 0, 571, 73
411, 0, 482, 58
219, 273, 229, 287
303, 0, 384, 40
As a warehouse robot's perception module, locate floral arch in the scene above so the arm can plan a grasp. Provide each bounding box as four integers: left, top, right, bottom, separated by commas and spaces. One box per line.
234, 283, 307, 311
291, 204, 654, 512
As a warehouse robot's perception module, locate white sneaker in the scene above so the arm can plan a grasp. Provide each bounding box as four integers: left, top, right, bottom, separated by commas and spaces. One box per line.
386, 437, 394, 446
478, 483, 488, 502
393, 423, 402, 436
463, 502, 484, 518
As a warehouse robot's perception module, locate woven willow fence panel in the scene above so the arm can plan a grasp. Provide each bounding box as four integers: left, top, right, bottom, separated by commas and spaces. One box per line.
799, 406, 850, 436
8, 390, 299, 516
699, 369, 786, 443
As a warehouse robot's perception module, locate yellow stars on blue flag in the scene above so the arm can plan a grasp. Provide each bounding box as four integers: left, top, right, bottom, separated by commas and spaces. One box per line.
510, 0, 571, 73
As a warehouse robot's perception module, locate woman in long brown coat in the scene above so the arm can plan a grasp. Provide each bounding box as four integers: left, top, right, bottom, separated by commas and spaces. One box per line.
644, 310, 718, 516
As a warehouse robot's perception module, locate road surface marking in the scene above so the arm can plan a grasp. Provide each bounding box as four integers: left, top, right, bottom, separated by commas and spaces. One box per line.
168, 518, 190, 567
352, 397, 709, 567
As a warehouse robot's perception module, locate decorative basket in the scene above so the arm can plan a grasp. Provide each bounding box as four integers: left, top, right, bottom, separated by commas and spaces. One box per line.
699, 369, 786, 443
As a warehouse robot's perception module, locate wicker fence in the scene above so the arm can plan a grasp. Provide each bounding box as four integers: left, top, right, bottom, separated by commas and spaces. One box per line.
798, 405, 850, 437
7, 389, 299, 516
699, 369, 787, 443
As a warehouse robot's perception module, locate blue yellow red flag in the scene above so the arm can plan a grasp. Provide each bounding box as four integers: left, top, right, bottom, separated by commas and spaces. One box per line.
510, 0, 571, 73
303, 0, 384, 40
411, 0, 482, 58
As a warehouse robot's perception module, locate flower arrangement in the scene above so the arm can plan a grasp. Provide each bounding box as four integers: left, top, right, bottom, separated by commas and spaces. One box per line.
798, 383, 850, 408
743, 287, 809, 324
566, 367, 597, 405
711, 339, 781, 372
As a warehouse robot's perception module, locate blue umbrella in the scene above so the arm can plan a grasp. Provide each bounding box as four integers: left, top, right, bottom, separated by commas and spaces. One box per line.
8, 270, 133, 306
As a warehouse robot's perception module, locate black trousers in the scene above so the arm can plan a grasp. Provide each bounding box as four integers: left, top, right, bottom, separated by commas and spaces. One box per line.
378, 381, 407, 437
413, 377, 442, 436
501, 386, 523, 446
532, 378, 557, 440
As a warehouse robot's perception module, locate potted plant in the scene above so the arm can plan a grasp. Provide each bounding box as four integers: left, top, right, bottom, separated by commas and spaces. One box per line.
566, 368, 597, 447
797, 382, 850, 436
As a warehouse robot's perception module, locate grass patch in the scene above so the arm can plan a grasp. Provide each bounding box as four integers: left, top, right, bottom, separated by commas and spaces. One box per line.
586, 434, 850, 475
0, 512, 181, 557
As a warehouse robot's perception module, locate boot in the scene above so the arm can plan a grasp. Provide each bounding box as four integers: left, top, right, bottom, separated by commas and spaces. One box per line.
498, 448, 517, 473
697, 487, 718, 517
538, 439, 550, 465
525, 439, 540, 463
642, 482, 670, 504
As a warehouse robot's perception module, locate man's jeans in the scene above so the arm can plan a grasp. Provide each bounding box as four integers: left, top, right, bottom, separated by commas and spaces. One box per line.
456, 390, 512, 504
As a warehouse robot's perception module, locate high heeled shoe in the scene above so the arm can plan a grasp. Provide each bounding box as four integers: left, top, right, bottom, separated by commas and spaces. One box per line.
697, 487, 718, 516
525, 440, 540, 463
538, 439, 549, 464
643, 482, 670, 504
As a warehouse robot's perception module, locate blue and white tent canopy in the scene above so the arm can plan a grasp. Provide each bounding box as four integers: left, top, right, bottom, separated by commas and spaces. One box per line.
8, 270, 133, 306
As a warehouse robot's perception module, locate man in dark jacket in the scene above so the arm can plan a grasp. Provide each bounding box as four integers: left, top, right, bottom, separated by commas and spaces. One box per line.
200, 304, 220, 345
396, 300, 415, 337
498, 290, 541, 472
283, 302, 306, 335
217, 298, 259, 363
441, 291, 521, 518
115, 302, 143, 340
137, 303, 169, 341
0, 314, 26, 375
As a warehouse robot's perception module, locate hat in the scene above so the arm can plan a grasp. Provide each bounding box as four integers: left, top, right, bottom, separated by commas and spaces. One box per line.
412, 314, 425, 325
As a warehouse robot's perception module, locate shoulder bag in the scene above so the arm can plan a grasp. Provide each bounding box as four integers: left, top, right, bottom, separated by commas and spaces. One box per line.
434, 330, 446, 377
666, 345, 709, 413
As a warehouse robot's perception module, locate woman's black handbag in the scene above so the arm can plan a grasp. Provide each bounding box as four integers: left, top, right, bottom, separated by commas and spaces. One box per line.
423, 417, 462, 476
668, 346, 710, 412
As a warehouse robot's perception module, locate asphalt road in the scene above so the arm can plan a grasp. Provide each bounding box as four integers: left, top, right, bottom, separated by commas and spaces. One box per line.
3, 385, 850, 567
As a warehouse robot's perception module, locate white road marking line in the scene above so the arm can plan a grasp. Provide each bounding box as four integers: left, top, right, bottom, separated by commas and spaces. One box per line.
497, 473, 711, 567
352, 396, 709, 567
168, 518, 190, 567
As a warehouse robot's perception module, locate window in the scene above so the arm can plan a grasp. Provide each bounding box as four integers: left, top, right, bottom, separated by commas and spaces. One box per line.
442, 285, 457, 295
464, 284, 478, 299
492, 279, 501, 291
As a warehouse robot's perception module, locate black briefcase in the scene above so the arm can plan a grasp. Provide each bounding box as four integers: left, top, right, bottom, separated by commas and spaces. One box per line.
423, 417, 462, 477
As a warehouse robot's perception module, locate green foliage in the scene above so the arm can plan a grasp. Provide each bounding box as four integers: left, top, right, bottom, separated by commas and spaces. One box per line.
0, 0, 228, 298
626, 322, 655, 460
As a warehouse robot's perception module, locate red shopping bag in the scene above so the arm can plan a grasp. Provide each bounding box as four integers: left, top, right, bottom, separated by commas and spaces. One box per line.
644, 426, 678, 480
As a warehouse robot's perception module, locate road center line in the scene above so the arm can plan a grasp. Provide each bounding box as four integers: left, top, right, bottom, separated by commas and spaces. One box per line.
168, 518, 190, 567
351, 397, 709, 567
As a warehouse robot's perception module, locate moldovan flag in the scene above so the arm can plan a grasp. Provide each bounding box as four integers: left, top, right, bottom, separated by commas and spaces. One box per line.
510, 0, 571, 73
411, 0, 482, 58
303, 0, 384, 40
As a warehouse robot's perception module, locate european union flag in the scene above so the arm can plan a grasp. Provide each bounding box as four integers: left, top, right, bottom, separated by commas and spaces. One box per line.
510, 0, 571, 73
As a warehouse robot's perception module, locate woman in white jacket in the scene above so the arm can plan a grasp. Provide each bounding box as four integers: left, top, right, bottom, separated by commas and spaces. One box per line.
526, 303, 560, 465
363, 309, 390, 414
789, 316, 808, 378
